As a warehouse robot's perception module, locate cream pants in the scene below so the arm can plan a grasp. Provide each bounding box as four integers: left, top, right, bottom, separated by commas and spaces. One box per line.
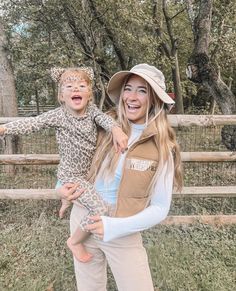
70, 204, 154, 291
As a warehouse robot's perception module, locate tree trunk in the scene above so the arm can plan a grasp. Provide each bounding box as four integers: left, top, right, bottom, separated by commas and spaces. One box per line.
172, 52, 184, 113
0, 20, 18, 117
186, 0, 236, 150
0, 20, 19, 174
153, 0, 184, 113
35, 88, 40, 115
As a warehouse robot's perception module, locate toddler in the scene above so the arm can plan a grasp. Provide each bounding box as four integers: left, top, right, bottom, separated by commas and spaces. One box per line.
0, 66, 128, 262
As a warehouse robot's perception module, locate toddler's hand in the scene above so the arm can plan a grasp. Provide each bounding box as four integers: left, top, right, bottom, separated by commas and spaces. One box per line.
0, 127, 6, 135
112, 126, 128, 153
57, 183, 84, 201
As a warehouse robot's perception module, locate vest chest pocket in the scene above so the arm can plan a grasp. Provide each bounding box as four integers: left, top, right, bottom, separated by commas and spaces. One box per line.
122, 158, 158, 198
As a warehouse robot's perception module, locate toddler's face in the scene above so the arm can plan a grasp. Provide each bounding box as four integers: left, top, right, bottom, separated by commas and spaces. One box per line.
60, 76, 91, 117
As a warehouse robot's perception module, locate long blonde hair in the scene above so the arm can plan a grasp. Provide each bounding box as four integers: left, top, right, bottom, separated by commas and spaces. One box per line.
90, 75, 183, 191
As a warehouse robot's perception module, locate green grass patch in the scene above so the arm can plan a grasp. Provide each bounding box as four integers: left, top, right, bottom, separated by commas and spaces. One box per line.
1, 201, 235, 291
145, 225, 235, 291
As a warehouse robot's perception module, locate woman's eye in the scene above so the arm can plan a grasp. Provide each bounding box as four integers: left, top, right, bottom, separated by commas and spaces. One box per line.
138, 89, 147, 94
124, 87, 131, 91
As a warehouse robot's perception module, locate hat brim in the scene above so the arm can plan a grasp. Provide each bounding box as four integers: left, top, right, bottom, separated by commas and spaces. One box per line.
107, 71, 175, 105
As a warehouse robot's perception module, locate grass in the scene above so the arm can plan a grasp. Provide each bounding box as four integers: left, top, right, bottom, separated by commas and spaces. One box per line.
145, 225, 235, 291
0, 200, 75, 291
0, 200, 235, 291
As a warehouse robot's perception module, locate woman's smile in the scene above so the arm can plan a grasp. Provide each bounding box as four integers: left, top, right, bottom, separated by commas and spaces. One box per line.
126, 103, 141, 110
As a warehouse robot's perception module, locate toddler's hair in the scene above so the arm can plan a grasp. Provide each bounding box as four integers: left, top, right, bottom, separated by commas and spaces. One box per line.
50, 67, 94, 83
50, 67, 94, 104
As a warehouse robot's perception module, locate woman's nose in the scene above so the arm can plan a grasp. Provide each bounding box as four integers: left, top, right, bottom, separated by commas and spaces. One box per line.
127, 90, 137, 99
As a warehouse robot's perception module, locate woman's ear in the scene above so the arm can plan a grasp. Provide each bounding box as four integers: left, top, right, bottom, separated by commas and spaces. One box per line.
149, 96, 155, 109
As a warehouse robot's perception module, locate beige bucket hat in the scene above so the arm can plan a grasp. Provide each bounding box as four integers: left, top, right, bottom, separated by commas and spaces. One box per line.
107, 63, 175, 106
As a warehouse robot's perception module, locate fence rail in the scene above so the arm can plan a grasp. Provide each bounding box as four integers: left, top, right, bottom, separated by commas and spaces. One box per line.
0, 152, 235, 165
17, 105, 55, 116
1, 114, 236, 126
0, 186, 235, 199
0, 114, 235, 225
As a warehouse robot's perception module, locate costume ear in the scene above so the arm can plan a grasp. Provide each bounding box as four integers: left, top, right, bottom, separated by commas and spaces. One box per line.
50, 67, 66, 83
80, 67, 94, 81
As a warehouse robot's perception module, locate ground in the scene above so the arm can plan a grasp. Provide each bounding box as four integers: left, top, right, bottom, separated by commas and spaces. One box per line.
0, 200, 235, 291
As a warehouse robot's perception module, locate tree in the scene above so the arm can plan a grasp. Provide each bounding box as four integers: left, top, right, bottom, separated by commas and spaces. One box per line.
185, 0, 236, 150
1, 0, 235, 114
0, 19, 18, 117
0, 18, 19, 172
152, 0, 186, 113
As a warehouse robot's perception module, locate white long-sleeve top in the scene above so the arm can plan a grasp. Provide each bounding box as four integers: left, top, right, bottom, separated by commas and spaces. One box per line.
95, 123, 174, 242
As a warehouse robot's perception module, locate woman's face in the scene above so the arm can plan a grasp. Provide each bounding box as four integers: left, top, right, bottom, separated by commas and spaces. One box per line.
122, 75, 151, 124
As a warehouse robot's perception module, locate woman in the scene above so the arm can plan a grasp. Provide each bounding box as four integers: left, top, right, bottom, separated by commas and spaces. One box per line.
60, 63, 183, 291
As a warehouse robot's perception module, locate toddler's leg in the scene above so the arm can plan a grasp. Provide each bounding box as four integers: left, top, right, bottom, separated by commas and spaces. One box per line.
67, 179, 109, 262
59, 198, 71, 218
67, 226, 92, 263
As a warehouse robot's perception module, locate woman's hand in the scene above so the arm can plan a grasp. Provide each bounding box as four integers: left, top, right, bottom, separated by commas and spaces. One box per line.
85, 215, 104, 239
57, 183, 84, 201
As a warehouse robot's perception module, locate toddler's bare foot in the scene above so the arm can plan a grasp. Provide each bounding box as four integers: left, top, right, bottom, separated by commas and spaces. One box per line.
67, 237, 93, 263
59, 201, 71, 218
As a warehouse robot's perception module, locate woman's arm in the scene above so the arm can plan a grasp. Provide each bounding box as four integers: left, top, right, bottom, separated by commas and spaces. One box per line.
87, 156, 174, 242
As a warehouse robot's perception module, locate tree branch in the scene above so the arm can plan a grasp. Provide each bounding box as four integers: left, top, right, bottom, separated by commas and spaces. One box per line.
61, 2, 93, 59
87, 0, 127, 69
169, 7, 186, 21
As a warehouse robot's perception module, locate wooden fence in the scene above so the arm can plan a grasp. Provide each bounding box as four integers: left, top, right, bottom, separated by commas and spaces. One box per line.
17, 105, 55, 116
0, 115, 236, 225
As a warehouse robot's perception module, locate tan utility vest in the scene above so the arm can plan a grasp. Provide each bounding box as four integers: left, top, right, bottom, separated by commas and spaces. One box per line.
88, 121, 159, 217
114, 121, 159, 217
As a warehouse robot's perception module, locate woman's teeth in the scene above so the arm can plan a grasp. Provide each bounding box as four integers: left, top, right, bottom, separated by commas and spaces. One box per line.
127, 104, 139, 110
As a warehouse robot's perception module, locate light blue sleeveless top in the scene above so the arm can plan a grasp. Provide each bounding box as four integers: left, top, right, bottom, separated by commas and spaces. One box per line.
95, 123, 145, 204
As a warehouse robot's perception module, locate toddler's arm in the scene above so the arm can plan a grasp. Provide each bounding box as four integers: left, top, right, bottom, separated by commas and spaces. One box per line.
111, 126, 128, 153
91, 105, 128, 153
2, 108, 61, 136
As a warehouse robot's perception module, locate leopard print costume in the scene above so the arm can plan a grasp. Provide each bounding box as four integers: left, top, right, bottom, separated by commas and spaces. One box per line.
4, 104, 116, 228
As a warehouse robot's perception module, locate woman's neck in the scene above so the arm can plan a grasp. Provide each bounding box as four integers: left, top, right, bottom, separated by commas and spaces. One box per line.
129, 122, 146, 130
